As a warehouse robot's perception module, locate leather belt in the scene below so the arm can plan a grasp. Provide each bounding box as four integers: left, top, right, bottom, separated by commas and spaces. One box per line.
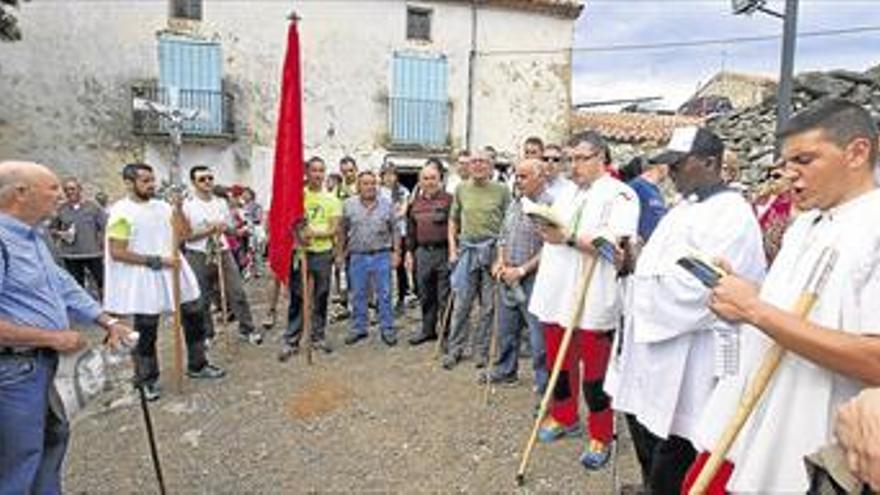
0, 346, 38, 357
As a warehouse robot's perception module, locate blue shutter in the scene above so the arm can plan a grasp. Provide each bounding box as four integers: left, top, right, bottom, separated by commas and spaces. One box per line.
158, 34, 223, 134
391, 52, 448, 147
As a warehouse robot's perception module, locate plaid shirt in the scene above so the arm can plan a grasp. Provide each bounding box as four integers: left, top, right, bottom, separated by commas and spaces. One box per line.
498, 188, 553, 266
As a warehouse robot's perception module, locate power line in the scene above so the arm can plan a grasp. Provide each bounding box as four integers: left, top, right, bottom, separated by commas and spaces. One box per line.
477, 24, 880, 56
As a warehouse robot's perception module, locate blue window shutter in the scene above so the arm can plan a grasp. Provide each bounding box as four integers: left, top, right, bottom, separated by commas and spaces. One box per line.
391, 52, 448, 147
158, 34, 223, 134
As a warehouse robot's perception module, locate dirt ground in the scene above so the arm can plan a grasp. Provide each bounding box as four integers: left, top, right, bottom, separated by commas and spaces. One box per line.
64, 277, 640, 493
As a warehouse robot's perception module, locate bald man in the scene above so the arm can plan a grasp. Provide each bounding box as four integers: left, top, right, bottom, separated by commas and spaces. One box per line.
487, 159, 552, 392
0, 161, 132, 494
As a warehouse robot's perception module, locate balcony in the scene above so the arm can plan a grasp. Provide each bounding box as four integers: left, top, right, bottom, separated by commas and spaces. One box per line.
131, 80, 235, 140
388, 97, 451, 150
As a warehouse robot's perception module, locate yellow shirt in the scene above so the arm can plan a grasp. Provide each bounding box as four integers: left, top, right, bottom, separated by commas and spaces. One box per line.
305, 188, 342, 253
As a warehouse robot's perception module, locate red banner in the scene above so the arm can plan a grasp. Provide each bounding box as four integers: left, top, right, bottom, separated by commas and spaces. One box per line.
267, 20, 305, 285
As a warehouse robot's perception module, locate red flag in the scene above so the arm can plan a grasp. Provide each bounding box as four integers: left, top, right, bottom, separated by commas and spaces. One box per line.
267, 20, 305, 285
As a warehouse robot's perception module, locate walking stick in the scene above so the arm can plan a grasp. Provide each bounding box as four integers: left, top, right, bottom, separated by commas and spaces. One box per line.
484, 283, 501, 406
688, 247, 838, 494
433, 295, 454, 361
137, 383, 167, 495
213, 237, 236, 358
516, 253, 599, 485
170, 214, 185, 394
300, 248, 313, 365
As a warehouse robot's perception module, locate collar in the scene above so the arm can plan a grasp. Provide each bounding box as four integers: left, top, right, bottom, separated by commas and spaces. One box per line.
820, 187, 880, 222
687, 182, 730, 203
0, 211, 38, 238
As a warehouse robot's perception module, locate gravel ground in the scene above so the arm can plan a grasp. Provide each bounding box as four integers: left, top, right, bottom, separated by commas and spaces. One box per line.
64, 278, 640, 493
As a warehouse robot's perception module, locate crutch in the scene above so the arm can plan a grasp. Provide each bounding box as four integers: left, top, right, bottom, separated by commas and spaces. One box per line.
137, 383, 167, 495
688, 247, 838, 494
516, 253, 599, 485
483, 283, 501, 406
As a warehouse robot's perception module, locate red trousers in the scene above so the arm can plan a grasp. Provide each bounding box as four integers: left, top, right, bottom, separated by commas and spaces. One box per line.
543, 323, 614, 443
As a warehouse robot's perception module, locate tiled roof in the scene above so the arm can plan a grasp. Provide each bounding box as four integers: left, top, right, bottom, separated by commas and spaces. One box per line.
571, 111, 705, 144
442, 0, 583, 19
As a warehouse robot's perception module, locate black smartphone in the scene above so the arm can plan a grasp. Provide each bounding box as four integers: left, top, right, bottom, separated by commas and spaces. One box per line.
676, 256, 725, 288
591, 237, 617, 263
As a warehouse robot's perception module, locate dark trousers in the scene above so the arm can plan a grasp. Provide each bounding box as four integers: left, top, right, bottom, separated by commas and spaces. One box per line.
284, 251, 333, 345
185, 249, 256, 338
132, 301, 208, 385
414, 245, 450, 337
63, 257, 103, 292
0, 352, 67, 495
626, 414, 696, 494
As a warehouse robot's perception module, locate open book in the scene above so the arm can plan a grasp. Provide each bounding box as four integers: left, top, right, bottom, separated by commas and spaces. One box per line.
522, 197, 565, 229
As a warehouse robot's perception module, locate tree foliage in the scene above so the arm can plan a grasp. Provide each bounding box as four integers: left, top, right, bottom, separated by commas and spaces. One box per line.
1, 0, 26, 42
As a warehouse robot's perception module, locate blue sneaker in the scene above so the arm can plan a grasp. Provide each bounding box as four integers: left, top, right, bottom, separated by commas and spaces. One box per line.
537, 418, 582, 443
579, 439, 612, 470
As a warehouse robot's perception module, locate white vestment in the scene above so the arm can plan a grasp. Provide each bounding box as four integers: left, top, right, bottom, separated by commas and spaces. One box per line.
529, 175, 640, 331
104, 198, 200, 314
694, 189, 880, 493
605, 190, 766, 441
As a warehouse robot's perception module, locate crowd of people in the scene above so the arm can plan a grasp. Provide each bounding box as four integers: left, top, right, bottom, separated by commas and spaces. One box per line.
2, 96, 880, 493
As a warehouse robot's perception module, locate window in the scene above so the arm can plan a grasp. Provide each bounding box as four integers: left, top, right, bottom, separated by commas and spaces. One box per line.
406, 7, 431, 42
157, 34, 224, 134
170, 0, 202, 21
390, 52, 448, 148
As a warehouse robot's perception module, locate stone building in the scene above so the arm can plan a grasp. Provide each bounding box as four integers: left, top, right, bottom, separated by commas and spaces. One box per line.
0, 0, 582, 201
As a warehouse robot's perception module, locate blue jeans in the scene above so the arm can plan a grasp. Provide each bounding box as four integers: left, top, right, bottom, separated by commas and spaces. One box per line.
349, 252, 394, 338
0, 351, 68, 495
492, 275, 547, 393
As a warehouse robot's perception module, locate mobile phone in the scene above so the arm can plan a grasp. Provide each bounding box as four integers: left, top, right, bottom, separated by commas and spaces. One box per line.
591, 237, 617, 263
676, 255, 725, 288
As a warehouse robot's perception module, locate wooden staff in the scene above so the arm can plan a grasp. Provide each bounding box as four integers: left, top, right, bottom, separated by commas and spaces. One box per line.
433, 294, 454, 361
689, 247, 838, 494
170, 207, 185, 394
483, 283, 501, 406
300, 248, 313, 365
516, 253, 599, 485
214, 238, 236, 358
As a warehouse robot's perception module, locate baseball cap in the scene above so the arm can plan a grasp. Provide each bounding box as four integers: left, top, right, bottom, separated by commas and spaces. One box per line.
653, 126, 724, 165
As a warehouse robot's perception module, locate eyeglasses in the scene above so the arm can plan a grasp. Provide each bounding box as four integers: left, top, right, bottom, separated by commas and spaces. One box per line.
543, 156, 562, 163
196, 175, 214, 183
569, 152, 601, 163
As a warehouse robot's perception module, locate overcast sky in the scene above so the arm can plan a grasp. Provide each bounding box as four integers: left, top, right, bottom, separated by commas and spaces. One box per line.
571, 0, 880, 110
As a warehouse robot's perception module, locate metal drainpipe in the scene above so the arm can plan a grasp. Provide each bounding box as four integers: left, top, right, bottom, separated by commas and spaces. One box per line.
774, 0, 799, 159
465, 0, 477, 151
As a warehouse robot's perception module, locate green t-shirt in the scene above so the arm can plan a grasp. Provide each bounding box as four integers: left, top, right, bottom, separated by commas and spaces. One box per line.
305, 188, 342, 253
450, 181, 511, 241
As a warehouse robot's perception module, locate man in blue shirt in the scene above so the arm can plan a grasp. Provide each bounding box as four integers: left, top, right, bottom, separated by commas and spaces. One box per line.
628, 154, 671, 243
0, 161, 132, 495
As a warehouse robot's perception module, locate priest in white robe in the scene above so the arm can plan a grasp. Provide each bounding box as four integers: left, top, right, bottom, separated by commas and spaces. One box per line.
685, 99, 880, 493
604, 127, 766, 493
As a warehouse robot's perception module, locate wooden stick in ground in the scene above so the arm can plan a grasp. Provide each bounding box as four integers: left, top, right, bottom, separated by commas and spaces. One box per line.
300, 249, 313, 365
516, 254, 598, 485
688, 248, 838, 494
215, 240, 235, 358
170, 218, 185, 394
433, 295, 454, 361
484, 283, 501, 406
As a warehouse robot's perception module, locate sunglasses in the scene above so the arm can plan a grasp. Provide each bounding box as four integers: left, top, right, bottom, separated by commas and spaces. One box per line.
196, 175, 214, 183
543, 156, 562, 163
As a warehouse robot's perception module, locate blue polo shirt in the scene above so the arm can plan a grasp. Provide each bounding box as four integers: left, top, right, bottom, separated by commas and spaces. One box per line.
0, 212, 101, 333
628, 177, 667, 242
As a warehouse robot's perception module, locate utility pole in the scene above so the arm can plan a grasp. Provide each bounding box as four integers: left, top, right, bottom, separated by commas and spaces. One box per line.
731, 0, 799, 158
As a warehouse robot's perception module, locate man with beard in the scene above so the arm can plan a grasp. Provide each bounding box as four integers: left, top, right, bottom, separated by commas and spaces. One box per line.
685, 99, 880, 493
104, 163, 225, 401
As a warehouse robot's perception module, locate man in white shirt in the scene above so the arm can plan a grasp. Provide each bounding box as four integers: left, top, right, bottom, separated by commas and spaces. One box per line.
182, 166, 262, 346
604, 127, 766, 493
541, 143, 576, 201
685, 99, 880, 493
529, 131, 639, 470
105, 163, 225, 401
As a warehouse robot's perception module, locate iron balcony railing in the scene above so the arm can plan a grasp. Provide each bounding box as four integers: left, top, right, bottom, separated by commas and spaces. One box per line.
388, 97, 450, 149
132, 80, 235, 139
